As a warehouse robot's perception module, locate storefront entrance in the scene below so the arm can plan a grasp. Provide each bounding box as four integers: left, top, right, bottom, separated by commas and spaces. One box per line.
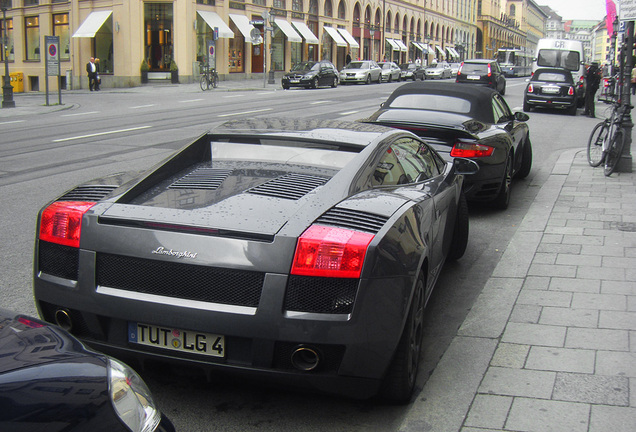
144, 3, 174, 72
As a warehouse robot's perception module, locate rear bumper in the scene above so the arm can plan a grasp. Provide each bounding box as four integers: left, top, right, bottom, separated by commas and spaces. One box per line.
525, 95, 576, 109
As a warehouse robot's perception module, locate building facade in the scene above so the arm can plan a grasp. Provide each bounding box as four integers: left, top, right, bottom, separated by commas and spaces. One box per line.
1, 0, 542, 92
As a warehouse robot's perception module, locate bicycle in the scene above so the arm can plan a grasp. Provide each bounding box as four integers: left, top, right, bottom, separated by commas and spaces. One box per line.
586, 100, 629, 176
200, 64, 218, 90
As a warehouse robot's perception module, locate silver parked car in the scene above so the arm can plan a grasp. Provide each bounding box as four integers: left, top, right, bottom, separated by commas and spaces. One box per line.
339, 60, 382, 84
424, 61, 453, 79
378, 61, 402, 82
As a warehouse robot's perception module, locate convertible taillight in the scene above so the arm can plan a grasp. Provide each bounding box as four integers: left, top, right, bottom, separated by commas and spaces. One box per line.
450, 141, 495, 158
528, 83, 534, 93
487, 63, 492, 77
39, 201, 96, 248
568, 86, 575, 96
291, 225, 374, 278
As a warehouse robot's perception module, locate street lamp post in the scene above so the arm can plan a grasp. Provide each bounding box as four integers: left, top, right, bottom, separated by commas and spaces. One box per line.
1, 0, 15, 108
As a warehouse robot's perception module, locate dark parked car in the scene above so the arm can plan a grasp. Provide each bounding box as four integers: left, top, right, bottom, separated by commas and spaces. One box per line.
399, 63, 426, 81
282, 60, 339, 89
0, 307, 174, 432
363, 81, 532, 209
33, 118, 478, 403
456, 59, 507, 95
523, 67, 577, 115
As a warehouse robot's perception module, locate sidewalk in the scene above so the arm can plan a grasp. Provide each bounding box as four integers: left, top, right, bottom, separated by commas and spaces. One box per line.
401, 149, 636, 432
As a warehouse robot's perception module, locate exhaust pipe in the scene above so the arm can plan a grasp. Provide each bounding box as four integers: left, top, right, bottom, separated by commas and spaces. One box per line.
290, 345, 320, 371
55, 309, 73, 331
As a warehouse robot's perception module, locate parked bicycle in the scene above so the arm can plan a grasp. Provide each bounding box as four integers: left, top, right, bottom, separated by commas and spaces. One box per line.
200, 63, 218, 90
586, 99, 630, 176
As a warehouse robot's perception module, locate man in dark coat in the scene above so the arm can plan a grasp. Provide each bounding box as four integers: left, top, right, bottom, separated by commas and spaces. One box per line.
584, 62, 601, 117
86, 57, 99, 91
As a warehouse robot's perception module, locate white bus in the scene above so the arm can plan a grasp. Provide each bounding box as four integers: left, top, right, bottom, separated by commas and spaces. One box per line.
532, 39, 586, 104
496, 48, 532, 77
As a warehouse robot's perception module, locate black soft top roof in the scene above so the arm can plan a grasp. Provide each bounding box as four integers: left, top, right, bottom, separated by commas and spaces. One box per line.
384, 81, 497, 123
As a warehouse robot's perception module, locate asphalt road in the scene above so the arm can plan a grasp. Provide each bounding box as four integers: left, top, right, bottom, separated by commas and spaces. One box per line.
0, 77, 605, 431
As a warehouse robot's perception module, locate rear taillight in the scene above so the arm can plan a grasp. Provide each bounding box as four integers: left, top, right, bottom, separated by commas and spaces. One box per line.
450, 141, 494, 158
291, 225, 374, 278
39, 201, 95, 248
528, 84, 534, 93
568, 86, 574, 96
488, 64, 492, 77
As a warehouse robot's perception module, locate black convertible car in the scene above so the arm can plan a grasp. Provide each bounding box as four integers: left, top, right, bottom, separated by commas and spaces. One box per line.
363, 81, 532, 209
33, 118, 477, 403
523, 67, 577, 115
0, 307, 174, 432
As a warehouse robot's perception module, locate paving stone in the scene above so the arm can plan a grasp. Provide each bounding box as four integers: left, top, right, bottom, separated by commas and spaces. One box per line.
502, 322, 566, 347
540, 233, 564, 244
490, 343, 529, 369
596, 351, 636, 377
523, 276, 550, 290
602, 280, 636, 295
537, 243, 582, 254
505, 398, 589, 432
562, 234, 604, 246
566, 328, 629, 351
589, 405, 636, 432
599, 310, 636, 330
548, 277, 600, 293
517, 290, 572, 307
528, 263, 577, 278
464, 394, 512, 429
553, 372, 629, 405
533, 252, 557, 264
572, 293, 627, 311
631, 378, 636, 407
580, 244, 625, 256
556, 253, 601, 266
577, 266, 626, 282
539, 307, 598, 328
478, 367, 555, 398
509, 304, 541, 324
525, 346, 595, 373
602, 256, 636, 269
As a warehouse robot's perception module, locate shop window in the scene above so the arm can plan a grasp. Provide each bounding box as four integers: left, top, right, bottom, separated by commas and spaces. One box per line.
53, 13, 70, 61
0, 18, 13, 62
228, 20, 244, 73
144, 3, 173, 72
94, 15, 114, 73
271, 28, 285, 71
25, 16, 40, 61
196, 15, 215, 67
291, 41, 302, 67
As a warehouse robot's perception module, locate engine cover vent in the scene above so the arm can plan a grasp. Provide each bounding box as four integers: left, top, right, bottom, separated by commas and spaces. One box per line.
247, 173, 328, 200
316, 207, 389, 234
59, 185, 118, 202
169, 168, 234, 190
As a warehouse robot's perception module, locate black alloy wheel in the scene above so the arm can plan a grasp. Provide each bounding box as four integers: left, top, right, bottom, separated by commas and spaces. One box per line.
492, 155, 513, 210
366, 74, 371, 85
312, 77, 319, 89
447, 193, 469, 261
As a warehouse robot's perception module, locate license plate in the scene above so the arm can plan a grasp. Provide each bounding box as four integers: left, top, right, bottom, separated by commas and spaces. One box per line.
128, 322, 225, 358
290, 79, 300, 83
468, 75, 480, 80
542, 86, 559, 94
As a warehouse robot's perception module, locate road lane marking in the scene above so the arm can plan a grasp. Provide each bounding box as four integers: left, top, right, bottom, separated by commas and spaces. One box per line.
179, 99, 204, 103
217, 108, 273, 118
310, 100, 331, 105
52, 126, 152, 142
62, 111, 100, 117
0, 120, 25, 125
222, 94, 245, 98
129, 104, 156, 109
340, 110, 360, 116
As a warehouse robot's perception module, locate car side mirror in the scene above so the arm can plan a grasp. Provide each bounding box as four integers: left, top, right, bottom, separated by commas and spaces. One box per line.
453, 158, 479, 175
514, 111, 530, 122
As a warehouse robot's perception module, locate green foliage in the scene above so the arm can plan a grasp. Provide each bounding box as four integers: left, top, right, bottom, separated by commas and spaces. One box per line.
140, 60, 149, 72
170, 61, 178, 72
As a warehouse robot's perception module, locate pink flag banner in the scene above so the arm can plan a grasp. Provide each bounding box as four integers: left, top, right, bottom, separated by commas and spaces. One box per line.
606, 0, 617, 34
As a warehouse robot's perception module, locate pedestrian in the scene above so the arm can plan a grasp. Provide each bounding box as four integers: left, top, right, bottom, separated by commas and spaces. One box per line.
346, 52, 351, 65
584, 62, 601, 117
86, 57, 99, 91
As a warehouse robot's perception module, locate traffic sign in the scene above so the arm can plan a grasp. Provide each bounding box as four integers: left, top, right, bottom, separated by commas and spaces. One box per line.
250, 20, 264, 26
621, 0, 636, 20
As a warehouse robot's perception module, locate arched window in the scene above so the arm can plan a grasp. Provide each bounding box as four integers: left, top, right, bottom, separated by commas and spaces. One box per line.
374, 8, 381, 28
416, 19, 421, 39
386, 11, 392, 32
510, 5, 516, 16
309, 0, 318, 15
324, 0, 333, 17
338, 0, 346, 19
394, 13, 400, 33
365, 6, 371, 25
353, 3, 361, 27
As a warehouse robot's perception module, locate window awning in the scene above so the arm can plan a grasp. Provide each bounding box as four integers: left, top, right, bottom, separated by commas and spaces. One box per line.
337, 28, 360, 49
386, 39, 400, 51
323, 26, 347, 47
435, 45, 446, 57
394, 39, 408, 52
292, 21, 319, 44
229, 14, 262, 44
448, 47, 460, 58
274, 18, 302, 43
421, 43, 431, 54
411, 41, 424, 53
197, 11, 233, 38
72, 10, 112, 38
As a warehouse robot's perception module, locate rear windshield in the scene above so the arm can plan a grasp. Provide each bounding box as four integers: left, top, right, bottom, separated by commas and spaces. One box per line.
537, 49, 580, 71
533, 71, 571, 83
388, 94, 471, 114
461, 63, 488, 74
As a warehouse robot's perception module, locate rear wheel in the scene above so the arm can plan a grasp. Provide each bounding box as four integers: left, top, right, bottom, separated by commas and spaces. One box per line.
492, 155, 512, 210
447, 194, 469, 261
604, 128, 625, 176
312, 77, 319, 89
516, 137, 533, 179
199, 75, 209, 91
587, 121, 608, 167
366, 74, 371, 85
381, 271, 426, 404
331, 77, 337, 88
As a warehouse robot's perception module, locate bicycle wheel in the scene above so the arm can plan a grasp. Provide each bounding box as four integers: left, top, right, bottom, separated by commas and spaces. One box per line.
200, 75, 210, 91
586, 121, 608, 167
211, 73, 218, 88
604, 128, 625, 176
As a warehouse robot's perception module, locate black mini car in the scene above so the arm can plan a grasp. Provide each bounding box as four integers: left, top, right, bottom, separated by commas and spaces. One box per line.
282, 60, 338, 89
456, 59, 506, 95
0, 307, 174, 432
523, 67, 577, 115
